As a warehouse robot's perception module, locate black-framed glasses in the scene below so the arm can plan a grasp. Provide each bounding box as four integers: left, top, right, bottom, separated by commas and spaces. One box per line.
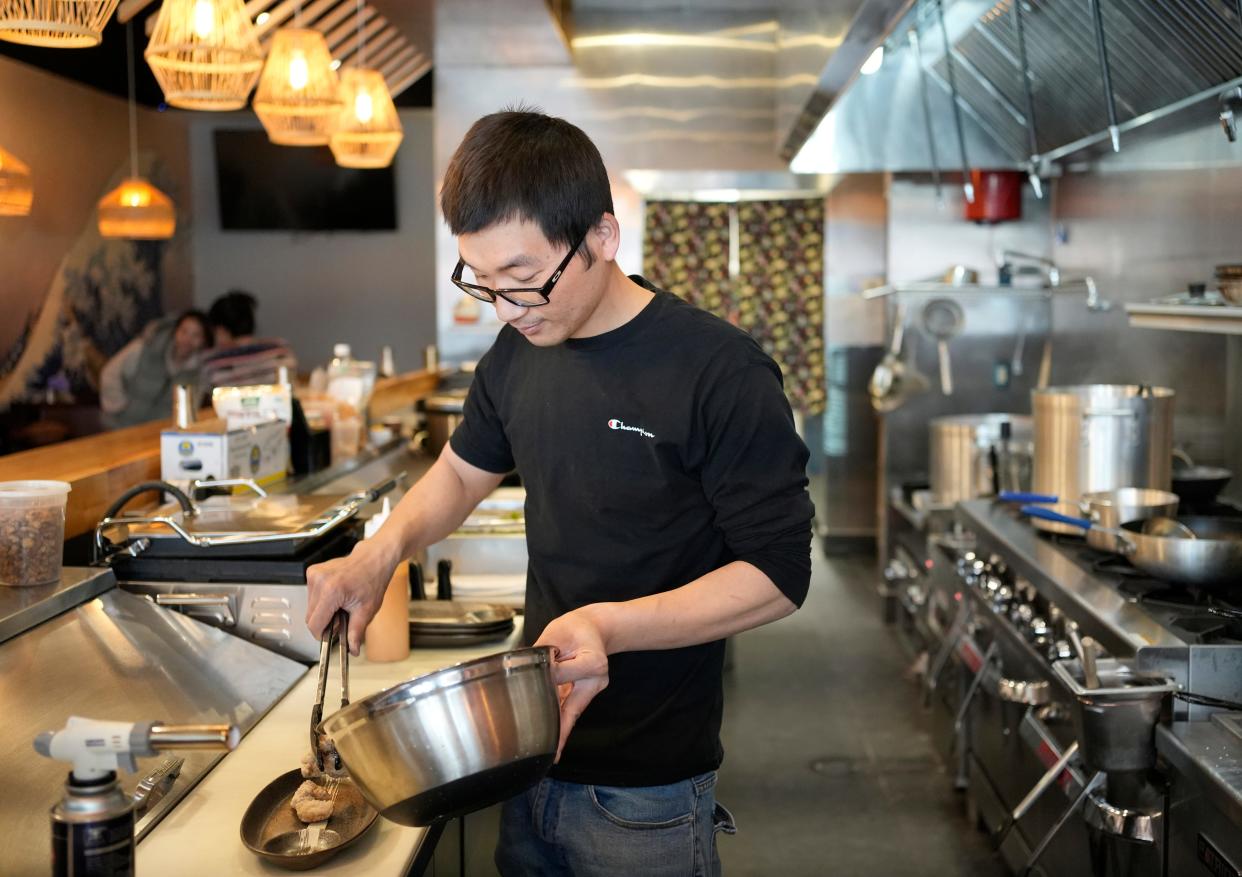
451, 232, 587, 308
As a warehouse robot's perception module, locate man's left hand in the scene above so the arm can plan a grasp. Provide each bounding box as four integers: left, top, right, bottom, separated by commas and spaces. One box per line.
533, 606, 611, 762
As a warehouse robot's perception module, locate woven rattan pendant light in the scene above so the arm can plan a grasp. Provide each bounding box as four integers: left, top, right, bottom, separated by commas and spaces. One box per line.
0, 0, 121, 47
145, 0, 263, 111
330, 68, 401, 168
0, 146, 33, 216
99, 23, 175, 239
254, 22, 341, 145
329, 0, 400, 167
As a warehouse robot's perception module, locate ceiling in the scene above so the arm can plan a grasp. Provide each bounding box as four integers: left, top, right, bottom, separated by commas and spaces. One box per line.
0, 0, 432, 110
558, 1, 865, 166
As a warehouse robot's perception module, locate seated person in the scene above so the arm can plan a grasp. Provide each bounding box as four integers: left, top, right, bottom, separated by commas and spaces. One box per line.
199, 290, 297, 393
99, 309, 212, 429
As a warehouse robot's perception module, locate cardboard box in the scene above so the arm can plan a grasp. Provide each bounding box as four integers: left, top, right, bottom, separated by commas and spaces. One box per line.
161, 418, 288, 485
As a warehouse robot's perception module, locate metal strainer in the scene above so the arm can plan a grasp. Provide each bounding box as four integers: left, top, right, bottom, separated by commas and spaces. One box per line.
922, 298, 965, 395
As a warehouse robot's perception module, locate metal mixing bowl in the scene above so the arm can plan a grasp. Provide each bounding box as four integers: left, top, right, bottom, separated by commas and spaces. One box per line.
319, 646, 558, 826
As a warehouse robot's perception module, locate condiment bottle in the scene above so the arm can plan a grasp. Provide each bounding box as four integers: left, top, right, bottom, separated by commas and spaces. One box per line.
364, 563, 411, 663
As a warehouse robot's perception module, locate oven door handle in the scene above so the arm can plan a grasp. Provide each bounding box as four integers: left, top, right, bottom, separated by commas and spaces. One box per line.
996, 739, 1079, 847
1017, 707, 1086, 799
952, 641, 999, 745
923, 599, 971, 705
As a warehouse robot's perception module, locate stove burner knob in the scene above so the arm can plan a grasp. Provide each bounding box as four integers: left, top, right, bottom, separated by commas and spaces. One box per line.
883, 560, 912, 584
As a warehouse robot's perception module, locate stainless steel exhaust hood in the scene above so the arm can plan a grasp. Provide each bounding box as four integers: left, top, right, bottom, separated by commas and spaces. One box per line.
787, 0, 1242, 174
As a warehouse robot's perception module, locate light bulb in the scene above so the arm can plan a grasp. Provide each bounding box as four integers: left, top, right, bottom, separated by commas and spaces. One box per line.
192, 0, 215, 38
288, 50, 309, 90
354, 91, 374, 124
123, 185, 150, 207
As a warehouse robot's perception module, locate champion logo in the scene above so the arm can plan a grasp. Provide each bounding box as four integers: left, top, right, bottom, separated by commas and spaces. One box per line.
607, 419, 654, 439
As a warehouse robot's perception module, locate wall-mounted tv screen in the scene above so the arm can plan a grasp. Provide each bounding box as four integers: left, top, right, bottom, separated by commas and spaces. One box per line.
214, 129, 398, 231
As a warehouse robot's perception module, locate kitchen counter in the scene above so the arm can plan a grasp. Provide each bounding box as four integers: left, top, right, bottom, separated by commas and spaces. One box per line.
1158, 716, 1242, 828
138, 623, 523, 876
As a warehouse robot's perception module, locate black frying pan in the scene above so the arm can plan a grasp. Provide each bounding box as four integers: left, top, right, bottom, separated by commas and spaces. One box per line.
240, 769, 378, 870
1172, 466, 1233, 506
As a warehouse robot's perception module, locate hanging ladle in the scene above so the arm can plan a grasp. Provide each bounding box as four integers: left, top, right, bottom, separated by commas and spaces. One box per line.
922, 298, 964, 395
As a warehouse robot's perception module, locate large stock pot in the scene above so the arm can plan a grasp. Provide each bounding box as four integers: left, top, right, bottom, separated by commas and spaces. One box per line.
1033, 385, 1173, 505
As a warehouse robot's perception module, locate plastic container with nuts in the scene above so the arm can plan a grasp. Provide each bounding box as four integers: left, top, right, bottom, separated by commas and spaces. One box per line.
0, 481, 71, 587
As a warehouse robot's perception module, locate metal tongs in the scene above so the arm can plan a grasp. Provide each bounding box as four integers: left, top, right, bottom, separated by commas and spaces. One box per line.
310, 610, 350, 772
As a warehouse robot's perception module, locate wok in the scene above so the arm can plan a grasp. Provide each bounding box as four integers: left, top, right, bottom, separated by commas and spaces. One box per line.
1171, 466, 1232, 506
1021, 506, 1242, 588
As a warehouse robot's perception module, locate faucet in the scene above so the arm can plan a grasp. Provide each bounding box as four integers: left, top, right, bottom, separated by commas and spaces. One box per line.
998, 250, 1110, 311
998, 250, 1060, 287
1221, 86, 1242, 143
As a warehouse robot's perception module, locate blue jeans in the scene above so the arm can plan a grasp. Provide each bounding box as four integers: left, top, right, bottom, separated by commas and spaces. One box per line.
495, 772, 737, 876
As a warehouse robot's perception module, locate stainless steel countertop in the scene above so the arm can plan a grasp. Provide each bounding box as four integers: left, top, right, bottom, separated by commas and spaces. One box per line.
0, 565, 116, 644
1158, 716, 1242, 829
956, 499, 1185, 657
5, 588, 306, 877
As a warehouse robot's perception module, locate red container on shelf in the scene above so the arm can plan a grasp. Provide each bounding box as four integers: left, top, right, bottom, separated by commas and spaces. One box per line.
964, 169, 1023, 223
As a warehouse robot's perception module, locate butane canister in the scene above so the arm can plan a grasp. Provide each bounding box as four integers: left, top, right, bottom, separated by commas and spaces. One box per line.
50, 772, 135, 877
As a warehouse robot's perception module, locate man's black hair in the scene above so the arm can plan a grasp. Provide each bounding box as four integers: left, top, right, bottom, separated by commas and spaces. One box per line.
440, 107, 614, 268
208, 290, 257, 338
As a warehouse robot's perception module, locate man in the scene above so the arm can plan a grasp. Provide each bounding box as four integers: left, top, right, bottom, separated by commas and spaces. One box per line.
305, 109, 814, 876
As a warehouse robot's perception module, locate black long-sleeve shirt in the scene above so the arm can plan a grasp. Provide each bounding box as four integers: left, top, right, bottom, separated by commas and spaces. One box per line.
450, 278, 814, 786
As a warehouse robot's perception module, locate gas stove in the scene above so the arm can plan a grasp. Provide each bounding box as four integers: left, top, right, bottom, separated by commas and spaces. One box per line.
1048, 539, 1242, 647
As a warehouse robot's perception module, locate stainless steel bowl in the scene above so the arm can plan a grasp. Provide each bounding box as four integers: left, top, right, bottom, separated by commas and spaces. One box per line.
319, 646, 558, 826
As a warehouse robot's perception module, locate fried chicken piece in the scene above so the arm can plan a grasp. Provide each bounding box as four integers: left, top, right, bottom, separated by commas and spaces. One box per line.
294, 796, 334, 823
291, 780, 335, 823
300, 744, 348, 779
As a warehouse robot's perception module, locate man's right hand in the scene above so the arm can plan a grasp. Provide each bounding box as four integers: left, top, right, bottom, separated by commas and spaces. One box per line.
305, 540, 397, 655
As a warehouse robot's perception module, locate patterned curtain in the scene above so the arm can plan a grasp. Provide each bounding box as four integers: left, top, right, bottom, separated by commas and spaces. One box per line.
735, 199, 825, 414
642, 201, 732, 316
642, 197, 825, 414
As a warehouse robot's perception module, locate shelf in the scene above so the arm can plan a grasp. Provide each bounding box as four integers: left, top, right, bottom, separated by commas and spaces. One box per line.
1125, 303, 1242, 336
862, 282, 1054, 300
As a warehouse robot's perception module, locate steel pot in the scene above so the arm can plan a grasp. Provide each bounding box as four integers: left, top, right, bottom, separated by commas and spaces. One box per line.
319, 647, 558, 826
1079, 488, 1179, 553
423, 392, 466, 456
1033, 385, 1174, 504
929, 414, 1032, 505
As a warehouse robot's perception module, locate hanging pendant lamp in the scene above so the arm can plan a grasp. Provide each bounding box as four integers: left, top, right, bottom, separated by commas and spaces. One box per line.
100, 22, 175, 239
0, 146, 33, 216
329, 2, 400, 168
145, 0, 263, 111
330, 68, 402, 168
0, 0, 122, 48
254, 26, 341, 145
